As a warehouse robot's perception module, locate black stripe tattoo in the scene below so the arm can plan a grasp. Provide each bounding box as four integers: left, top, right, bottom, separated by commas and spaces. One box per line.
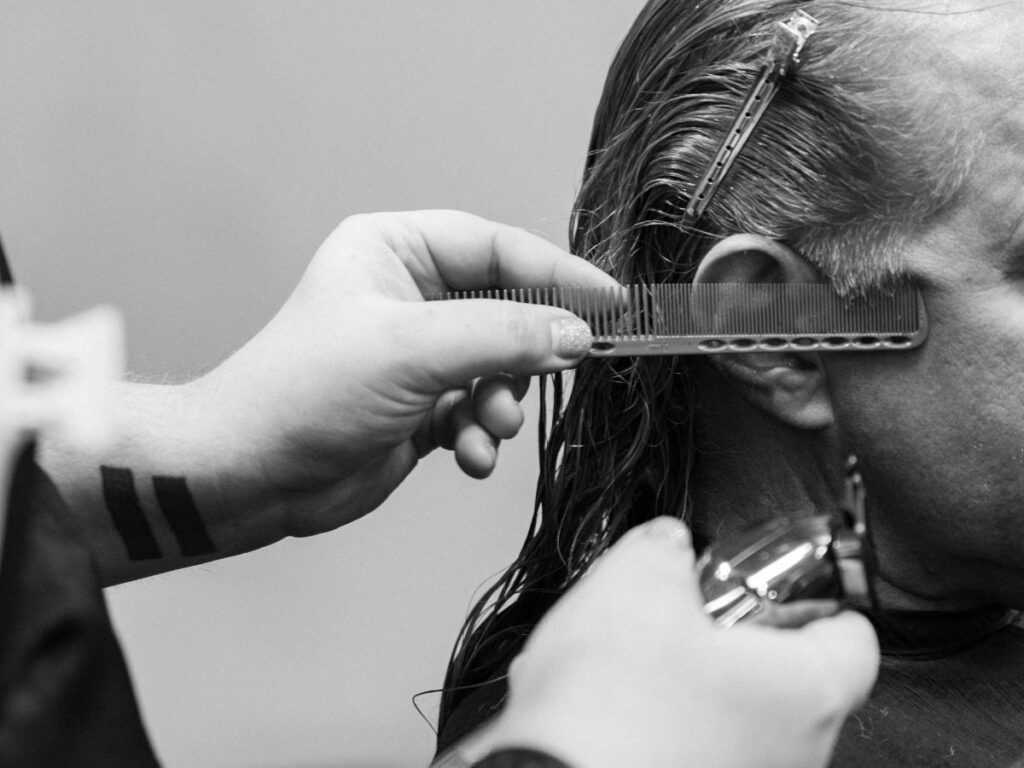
100, 466, 162, 560
152, 475, 216, 556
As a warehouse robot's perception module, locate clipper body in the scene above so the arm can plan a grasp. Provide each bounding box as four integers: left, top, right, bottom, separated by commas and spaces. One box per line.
698, 515, 870, 627
698, 460, 873, 628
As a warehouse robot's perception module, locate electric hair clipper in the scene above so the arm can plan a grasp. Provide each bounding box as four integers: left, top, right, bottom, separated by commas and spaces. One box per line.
698, 458, 875, 628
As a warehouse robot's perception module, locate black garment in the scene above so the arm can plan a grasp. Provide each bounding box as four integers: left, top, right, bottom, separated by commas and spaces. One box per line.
830, 607, 1024, 766
1, 239, 159, 766
0, 446, 160, 767
437, 607, 1024, 766
1, 236, 160, 767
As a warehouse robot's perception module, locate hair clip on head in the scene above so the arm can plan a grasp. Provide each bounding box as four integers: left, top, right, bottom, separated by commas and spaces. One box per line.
682, 9, 820, 227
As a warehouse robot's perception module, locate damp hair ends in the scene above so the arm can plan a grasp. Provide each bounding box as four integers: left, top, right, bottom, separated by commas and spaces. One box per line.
437, 0, 973, 730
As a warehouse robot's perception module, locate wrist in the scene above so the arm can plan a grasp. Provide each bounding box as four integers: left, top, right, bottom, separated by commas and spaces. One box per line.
38, 377, 286, 583
167, 372, 290, 549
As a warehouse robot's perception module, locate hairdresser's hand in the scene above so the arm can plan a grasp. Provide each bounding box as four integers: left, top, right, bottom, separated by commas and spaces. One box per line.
39, 210, 617, 585
466, 518, 879, 768
202, 210, 617, 538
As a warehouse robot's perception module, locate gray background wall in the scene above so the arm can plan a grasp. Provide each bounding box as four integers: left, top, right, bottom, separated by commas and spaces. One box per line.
0, 3, 644, 767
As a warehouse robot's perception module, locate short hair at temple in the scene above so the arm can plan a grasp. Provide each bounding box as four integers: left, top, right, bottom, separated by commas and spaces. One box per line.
439, 0, 973, 727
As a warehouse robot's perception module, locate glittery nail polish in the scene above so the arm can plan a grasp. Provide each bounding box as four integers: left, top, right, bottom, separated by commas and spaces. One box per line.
553, 318, 593, 359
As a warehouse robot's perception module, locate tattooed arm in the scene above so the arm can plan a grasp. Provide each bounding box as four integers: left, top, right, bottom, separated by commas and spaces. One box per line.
38, 380, 274, 582
38, 211, 617, 585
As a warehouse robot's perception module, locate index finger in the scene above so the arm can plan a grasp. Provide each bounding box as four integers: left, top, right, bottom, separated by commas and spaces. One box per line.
372, 209, 622, 294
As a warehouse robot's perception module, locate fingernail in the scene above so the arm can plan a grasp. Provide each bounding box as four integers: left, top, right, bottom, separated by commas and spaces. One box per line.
641, 517, 691, 546
552, 318, 593, 359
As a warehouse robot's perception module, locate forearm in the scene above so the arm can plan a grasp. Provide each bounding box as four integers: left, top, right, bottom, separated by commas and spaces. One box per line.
37, 378, 284, 585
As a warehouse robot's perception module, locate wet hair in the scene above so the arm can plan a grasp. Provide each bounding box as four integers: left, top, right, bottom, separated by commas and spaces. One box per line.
439, 0, 970, 726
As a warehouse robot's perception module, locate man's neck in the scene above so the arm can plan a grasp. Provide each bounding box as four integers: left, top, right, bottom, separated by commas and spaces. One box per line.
690, 367, 842, 540
687, 364, 982, 615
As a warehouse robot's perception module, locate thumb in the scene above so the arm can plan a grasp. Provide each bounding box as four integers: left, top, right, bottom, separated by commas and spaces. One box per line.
798, 610, 880, 708
586, 517, 706, 613
404, 298, 593, 387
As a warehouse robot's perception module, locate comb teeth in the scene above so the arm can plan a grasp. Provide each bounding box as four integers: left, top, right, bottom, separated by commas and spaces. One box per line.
432, 283, 927, 356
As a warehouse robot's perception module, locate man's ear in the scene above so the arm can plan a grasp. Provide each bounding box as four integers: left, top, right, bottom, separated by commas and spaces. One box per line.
693, 234, 834, 431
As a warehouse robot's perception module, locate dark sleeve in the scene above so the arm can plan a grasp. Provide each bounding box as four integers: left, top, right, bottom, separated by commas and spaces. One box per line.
0, 235, 13, 285
472, 748, 574, 768
0, 445, 161, 767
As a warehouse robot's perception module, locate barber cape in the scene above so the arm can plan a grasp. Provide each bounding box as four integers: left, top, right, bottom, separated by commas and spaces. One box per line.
0, 247, 160, 766
831, 605, 1024, 766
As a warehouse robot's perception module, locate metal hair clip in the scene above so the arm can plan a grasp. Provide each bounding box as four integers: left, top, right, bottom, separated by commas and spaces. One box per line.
682, 9, 820, 226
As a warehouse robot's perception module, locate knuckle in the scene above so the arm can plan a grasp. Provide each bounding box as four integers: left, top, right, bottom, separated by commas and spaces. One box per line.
502, 305, 542, 364
336, 212, 378, 235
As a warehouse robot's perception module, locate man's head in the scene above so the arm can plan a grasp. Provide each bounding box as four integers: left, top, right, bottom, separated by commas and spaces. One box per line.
817, 3, 1024, 610
573, 0, 970, 292
563, 0, 1024, 612
442, 0, 1023, 719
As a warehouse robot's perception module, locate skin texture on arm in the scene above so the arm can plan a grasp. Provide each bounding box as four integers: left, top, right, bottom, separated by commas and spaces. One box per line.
38, 210, 619, 585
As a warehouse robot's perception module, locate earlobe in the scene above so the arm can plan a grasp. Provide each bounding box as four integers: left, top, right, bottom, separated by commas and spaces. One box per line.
715, 354, 834, 430
694, 234, 834, 431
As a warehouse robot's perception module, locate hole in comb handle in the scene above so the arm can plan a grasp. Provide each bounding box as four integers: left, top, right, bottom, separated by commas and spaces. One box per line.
885, 336, 913, 347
